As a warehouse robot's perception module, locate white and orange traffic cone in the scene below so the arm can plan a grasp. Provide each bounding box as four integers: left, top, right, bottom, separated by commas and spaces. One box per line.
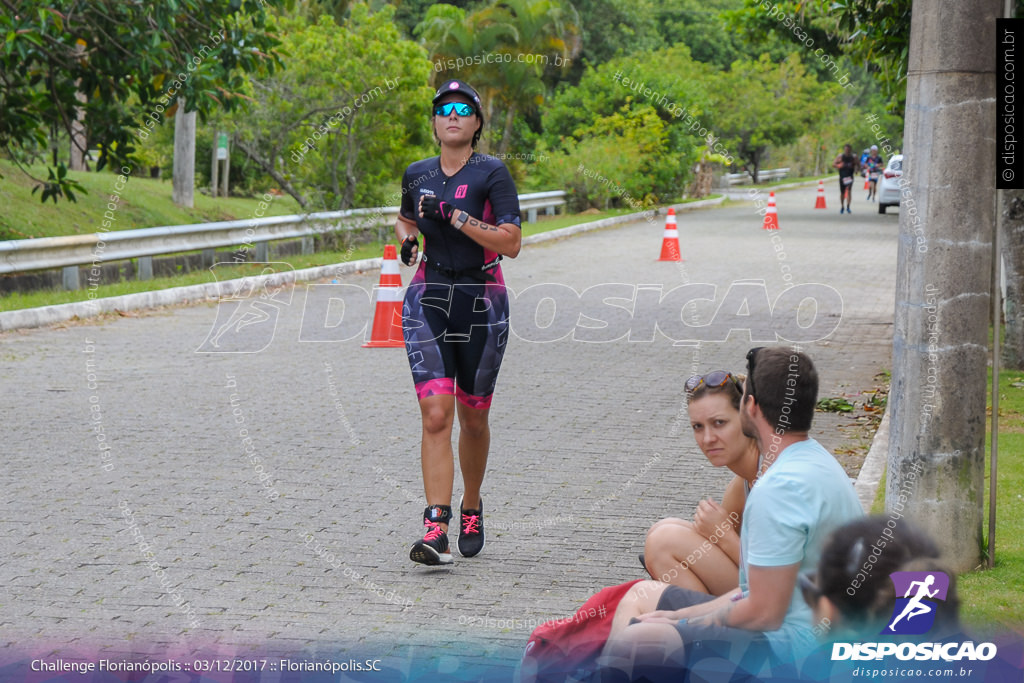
658, 208, 683, 261
814, 180, 827, 209
864, 177, 870, 190
762, 191, 780, 231
363, 244, 405, 348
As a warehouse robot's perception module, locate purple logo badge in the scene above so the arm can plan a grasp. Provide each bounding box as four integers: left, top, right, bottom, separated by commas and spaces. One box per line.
882, 571, 950, 635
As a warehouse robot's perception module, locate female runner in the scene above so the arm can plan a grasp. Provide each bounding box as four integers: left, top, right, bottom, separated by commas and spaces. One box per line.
394, 79, 522, 565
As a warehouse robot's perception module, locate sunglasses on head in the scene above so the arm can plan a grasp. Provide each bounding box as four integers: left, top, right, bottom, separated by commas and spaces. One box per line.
685, 371, 739, 393
433, 102, 476, 117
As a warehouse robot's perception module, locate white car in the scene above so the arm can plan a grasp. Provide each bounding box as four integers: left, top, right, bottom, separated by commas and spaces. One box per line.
877, 154, 903, 214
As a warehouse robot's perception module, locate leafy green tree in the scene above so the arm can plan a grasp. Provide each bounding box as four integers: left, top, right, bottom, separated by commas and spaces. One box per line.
417, 0, 580, 154
563, 0, 664, 79
537, 104, 669, 210
722, 0, 843, 78
229, 6, 433, 210
0, 0, 280, 202
808, 0, 910, 116
711, 53, 832, 182
654, 0, 767, 69
540, 44, 714, 204
391, 0, 477, 37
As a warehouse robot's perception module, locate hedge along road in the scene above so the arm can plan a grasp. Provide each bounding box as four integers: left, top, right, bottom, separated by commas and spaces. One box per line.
0, 182, 897, 677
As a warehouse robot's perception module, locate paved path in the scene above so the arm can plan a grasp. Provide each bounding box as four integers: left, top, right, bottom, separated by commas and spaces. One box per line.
0, 183, 898, 680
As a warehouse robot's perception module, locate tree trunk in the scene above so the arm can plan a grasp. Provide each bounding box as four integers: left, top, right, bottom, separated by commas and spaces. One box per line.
690, 159, 713, 199
1001, 189, 1024, 368
342, 127, 358, 210
172, 97, 196, 208
69, 42, 88, 171
234, 138, 309, 209
887, 0, 998, 572
69, 89, 88, 171
499, 104, 516, 156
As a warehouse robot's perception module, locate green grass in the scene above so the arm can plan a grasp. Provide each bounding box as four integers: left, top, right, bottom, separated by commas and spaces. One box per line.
0, 244, 382, 311
958, 369, 1024, 632
1, 154, 710, 311
0, 159, 302, 240
869, 370, 1024, 632
1, 200, 688, 312
761, 173, 832, 187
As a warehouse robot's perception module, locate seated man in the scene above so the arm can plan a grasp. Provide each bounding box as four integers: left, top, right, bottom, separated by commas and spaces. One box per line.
602, 347, 864, 680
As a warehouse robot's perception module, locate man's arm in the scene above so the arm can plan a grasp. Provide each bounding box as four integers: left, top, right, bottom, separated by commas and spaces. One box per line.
688, 562, 798, 630
637, 562, 799, 631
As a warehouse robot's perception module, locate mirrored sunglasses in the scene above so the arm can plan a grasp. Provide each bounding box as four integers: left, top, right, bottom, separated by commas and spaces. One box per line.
433, 102, 476, 117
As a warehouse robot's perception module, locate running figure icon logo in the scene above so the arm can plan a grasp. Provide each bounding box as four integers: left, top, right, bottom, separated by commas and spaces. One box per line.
882, 571, 950, 635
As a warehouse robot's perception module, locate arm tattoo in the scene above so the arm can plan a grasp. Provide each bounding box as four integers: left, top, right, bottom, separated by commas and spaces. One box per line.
467, 217, 498, 232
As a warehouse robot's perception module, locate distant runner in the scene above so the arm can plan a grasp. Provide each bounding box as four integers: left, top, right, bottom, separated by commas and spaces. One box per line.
833, 144, 857, 214
863, 145, 885, 202
393, 79, 522, 566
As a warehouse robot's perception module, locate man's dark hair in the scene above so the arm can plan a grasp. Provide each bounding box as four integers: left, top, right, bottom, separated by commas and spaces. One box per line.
746, 346, 818, 432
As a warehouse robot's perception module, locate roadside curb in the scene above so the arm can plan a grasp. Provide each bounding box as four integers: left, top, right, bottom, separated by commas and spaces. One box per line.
0, 197, 726, 332
854, 402, 890, 513
722, 177, 833, 198
522, 196, 725, 246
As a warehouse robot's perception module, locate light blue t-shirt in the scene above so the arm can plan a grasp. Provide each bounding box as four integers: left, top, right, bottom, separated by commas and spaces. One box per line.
738, 438, 863, 662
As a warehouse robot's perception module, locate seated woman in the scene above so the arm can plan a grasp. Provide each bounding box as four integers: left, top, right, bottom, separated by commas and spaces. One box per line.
643, 370, 761, 596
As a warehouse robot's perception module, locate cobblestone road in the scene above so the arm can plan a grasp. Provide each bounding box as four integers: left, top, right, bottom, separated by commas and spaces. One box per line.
0, 183, 898, 680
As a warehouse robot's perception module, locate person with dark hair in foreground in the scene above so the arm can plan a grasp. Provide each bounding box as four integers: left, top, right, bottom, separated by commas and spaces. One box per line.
800, 515, 958, 640
600, 348, 863, 681
796, 515, 988, 681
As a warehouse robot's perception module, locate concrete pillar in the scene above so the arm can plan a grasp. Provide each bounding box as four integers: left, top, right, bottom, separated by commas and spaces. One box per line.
887, 0, 999, 572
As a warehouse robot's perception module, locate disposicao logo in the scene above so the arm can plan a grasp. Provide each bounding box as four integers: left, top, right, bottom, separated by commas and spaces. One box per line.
831, 570, 998, 662
883, 570, 949, 636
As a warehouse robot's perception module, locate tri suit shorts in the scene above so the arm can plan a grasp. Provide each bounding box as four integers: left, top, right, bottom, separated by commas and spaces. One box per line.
398, 152, 520, 409
402, 264, 509, 410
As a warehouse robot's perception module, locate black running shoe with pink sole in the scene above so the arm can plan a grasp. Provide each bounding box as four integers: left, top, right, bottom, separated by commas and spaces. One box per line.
410, 505, 453, 565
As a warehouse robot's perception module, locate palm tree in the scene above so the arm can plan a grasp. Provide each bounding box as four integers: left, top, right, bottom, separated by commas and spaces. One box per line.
417, 0, 580, 154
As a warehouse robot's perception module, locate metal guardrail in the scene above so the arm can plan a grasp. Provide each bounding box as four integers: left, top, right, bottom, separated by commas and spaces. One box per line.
0, 191, 566, 288
723, 168, 791, 186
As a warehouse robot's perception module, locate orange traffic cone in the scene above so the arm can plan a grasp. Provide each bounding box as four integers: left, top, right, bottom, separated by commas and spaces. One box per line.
658, 208, 683, 261
762, 191, 780, 230
864, 177, 870, 190
363, 244, 405, 348
814, 180, 827, 209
